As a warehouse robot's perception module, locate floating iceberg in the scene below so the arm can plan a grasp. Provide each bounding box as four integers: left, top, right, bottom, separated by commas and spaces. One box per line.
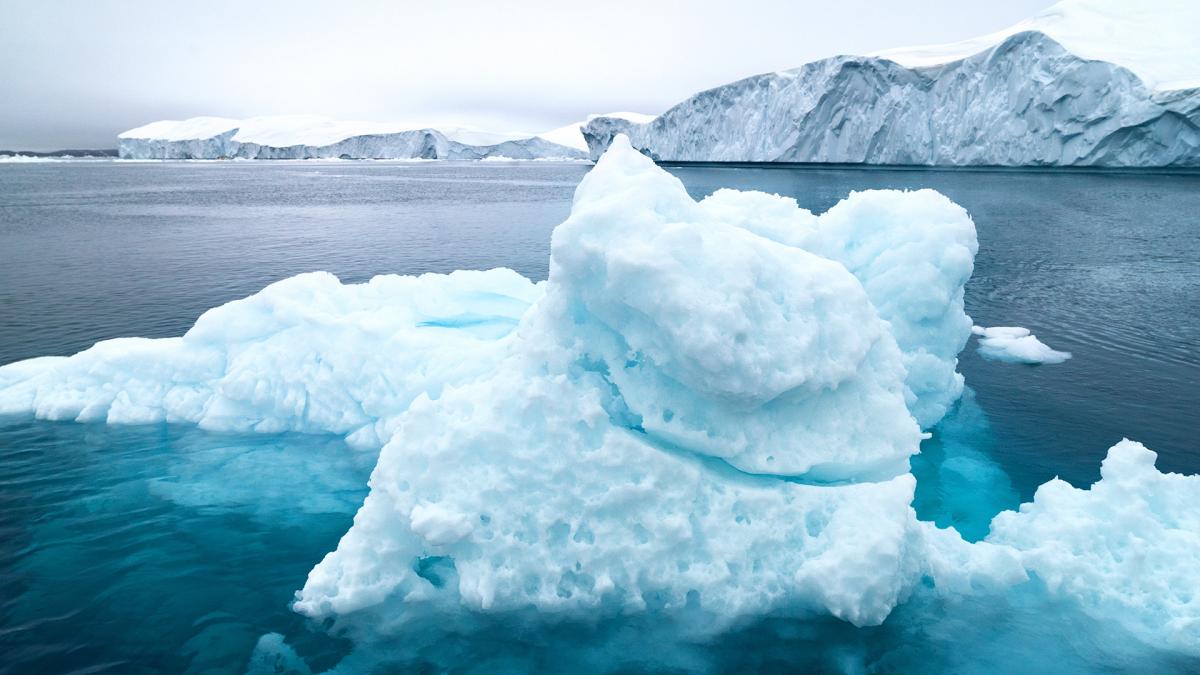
0, 268, 543, 447
988, 439, 1200, 655
583, 0, 1200, 166
973, 325, 1072, 364
290, 136, 1004, 630
2, 136, 1197, 669
117, 115, 590, 160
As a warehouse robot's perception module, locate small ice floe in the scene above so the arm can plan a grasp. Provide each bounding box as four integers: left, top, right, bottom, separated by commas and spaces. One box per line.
972, 325, 1072, 364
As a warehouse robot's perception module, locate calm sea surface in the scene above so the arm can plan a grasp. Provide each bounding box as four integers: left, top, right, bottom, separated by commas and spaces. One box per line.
1, 160, 1197, 673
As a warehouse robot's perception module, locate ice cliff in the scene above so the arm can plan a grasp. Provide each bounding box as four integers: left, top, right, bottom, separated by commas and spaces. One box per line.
584, 1, 1200, 166
118, 116, 589, 160
2, 137, 1197, 668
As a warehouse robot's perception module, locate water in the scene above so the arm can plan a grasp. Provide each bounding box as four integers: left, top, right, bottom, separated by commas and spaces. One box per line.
1, 161, 1198, 672
0, 421, 374, 674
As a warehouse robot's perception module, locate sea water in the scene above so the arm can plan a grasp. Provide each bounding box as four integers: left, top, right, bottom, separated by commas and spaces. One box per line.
0, 160, 1197, 672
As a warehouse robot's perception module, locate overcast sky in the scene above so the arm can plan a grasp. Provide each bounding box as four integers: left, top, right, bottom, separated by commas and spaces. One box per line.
1, 0, 1052, 150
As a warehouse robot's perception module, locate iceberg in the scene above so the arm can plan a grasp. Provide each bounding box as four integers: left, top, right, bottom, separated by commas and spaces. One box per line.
2, 136, 1197, 669
972, 325, 1072, 364
583, 0, 1200, 167
117, 115, 589, 160
987, 439, 1200, 655
874, 0, 1200, 92
292, 136, 1000, 628
0, 268, 543, 447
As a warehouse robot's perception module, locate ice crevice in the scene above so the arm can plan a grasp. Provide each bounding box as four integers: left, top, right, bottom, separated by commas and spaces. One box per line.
582, 351, 895, 487
621, 417, 890, 488
1, 135, 1198, 664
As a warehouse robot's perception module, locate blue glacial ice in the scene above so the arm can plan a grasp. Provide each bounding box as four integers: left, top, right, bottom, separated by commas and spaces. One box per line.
0, 268, 542, 447
0, 135, 1196, 670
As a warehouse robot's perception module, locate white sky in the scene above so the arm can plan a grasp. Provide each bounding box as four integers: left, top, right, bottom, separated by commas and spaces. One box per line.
0, 0, 1052, 150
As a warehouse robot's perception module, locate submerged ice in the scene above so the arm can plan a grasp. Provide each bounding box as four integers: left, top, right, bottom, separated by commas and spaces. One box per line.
1, 136, 1196, 669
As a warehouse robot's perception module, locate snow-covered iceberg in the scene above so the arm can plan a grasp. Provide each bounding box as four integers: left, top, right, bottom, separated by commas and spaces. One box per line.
584, 0, 1200, 167
117, 115, 589, 160
3, 136, 1198, 669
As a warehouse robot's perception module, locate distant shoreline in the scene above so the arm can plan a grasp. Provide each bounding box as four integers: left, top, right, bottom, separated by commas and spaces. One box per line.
3, 152, 1198, 175
0, 149, 117, 158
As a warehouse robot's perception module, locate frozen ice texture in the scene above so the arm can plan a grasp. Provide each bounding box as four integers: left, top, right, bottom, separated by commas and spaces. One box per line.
1, 136, 1196, 662
988, 439, 1200, 655
874, 0, 1200, 92
698, 184, 976, 428
972, 325, 1072, 364
0, 268, 543, 447
293, 137, 1004, 627
117, 115, 589, 160
583, 1, 1200, 166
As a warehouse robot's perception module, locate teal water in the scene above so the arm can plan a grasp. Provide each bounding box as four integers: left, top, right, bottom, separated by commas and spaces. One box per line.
0, 161, 1197, 672
0, 419, 370, 674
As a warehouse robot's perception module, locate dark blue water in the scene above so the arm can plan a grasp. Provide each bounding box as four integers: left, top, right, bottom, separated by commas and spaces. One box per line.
1, 161, 1198, 672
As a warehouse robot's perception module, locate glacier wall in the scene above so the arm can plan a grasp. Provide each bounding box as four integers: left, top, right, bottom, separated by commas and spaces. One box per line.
119, 128, 587, 160
584, 32, 1200, 167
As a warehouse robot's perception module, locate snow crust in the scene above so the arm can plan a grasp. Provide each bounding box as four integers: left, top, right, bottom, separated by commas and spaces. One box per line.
119, 115, 533, 147
582, 2, 1200, 166
972, 325, 1072, 364
874, 0, 1200, 92
119, 113, 657, 158
989, 439, 1200, 653
118, 115, 587, 160
0, 155, 116, 162
0, 269, 542, 447
1, 136, 1197, 661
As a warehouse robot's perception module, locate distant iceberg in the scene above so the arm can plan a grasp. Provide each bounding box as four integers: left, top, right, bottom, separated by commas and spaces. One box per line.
3, 136, 1197, 669
584, 0, 1200, 167
117, 115, 591, 160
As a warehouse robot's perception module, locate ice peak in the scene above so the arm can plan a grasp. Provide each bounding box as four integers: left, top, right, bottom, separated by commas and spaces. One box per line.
873, 0, 1200, 91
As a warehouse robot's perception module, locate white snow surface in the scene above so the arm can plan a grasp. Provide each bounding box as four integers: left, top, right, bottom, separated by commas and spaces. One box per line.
972, 325, 1072, 364
0, 155, 101, 162
874, 0, 1200, 92
582, 0, 1200, 166
119, 113, 658, 155
117, 115, 591, 160
1, 137, 1197, 654
119, 115, 534, 147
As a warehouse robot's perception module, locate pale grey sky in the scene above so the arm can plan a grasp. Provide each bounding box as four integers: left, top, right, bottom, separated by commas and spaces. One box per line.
0, 0, 1052, 150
